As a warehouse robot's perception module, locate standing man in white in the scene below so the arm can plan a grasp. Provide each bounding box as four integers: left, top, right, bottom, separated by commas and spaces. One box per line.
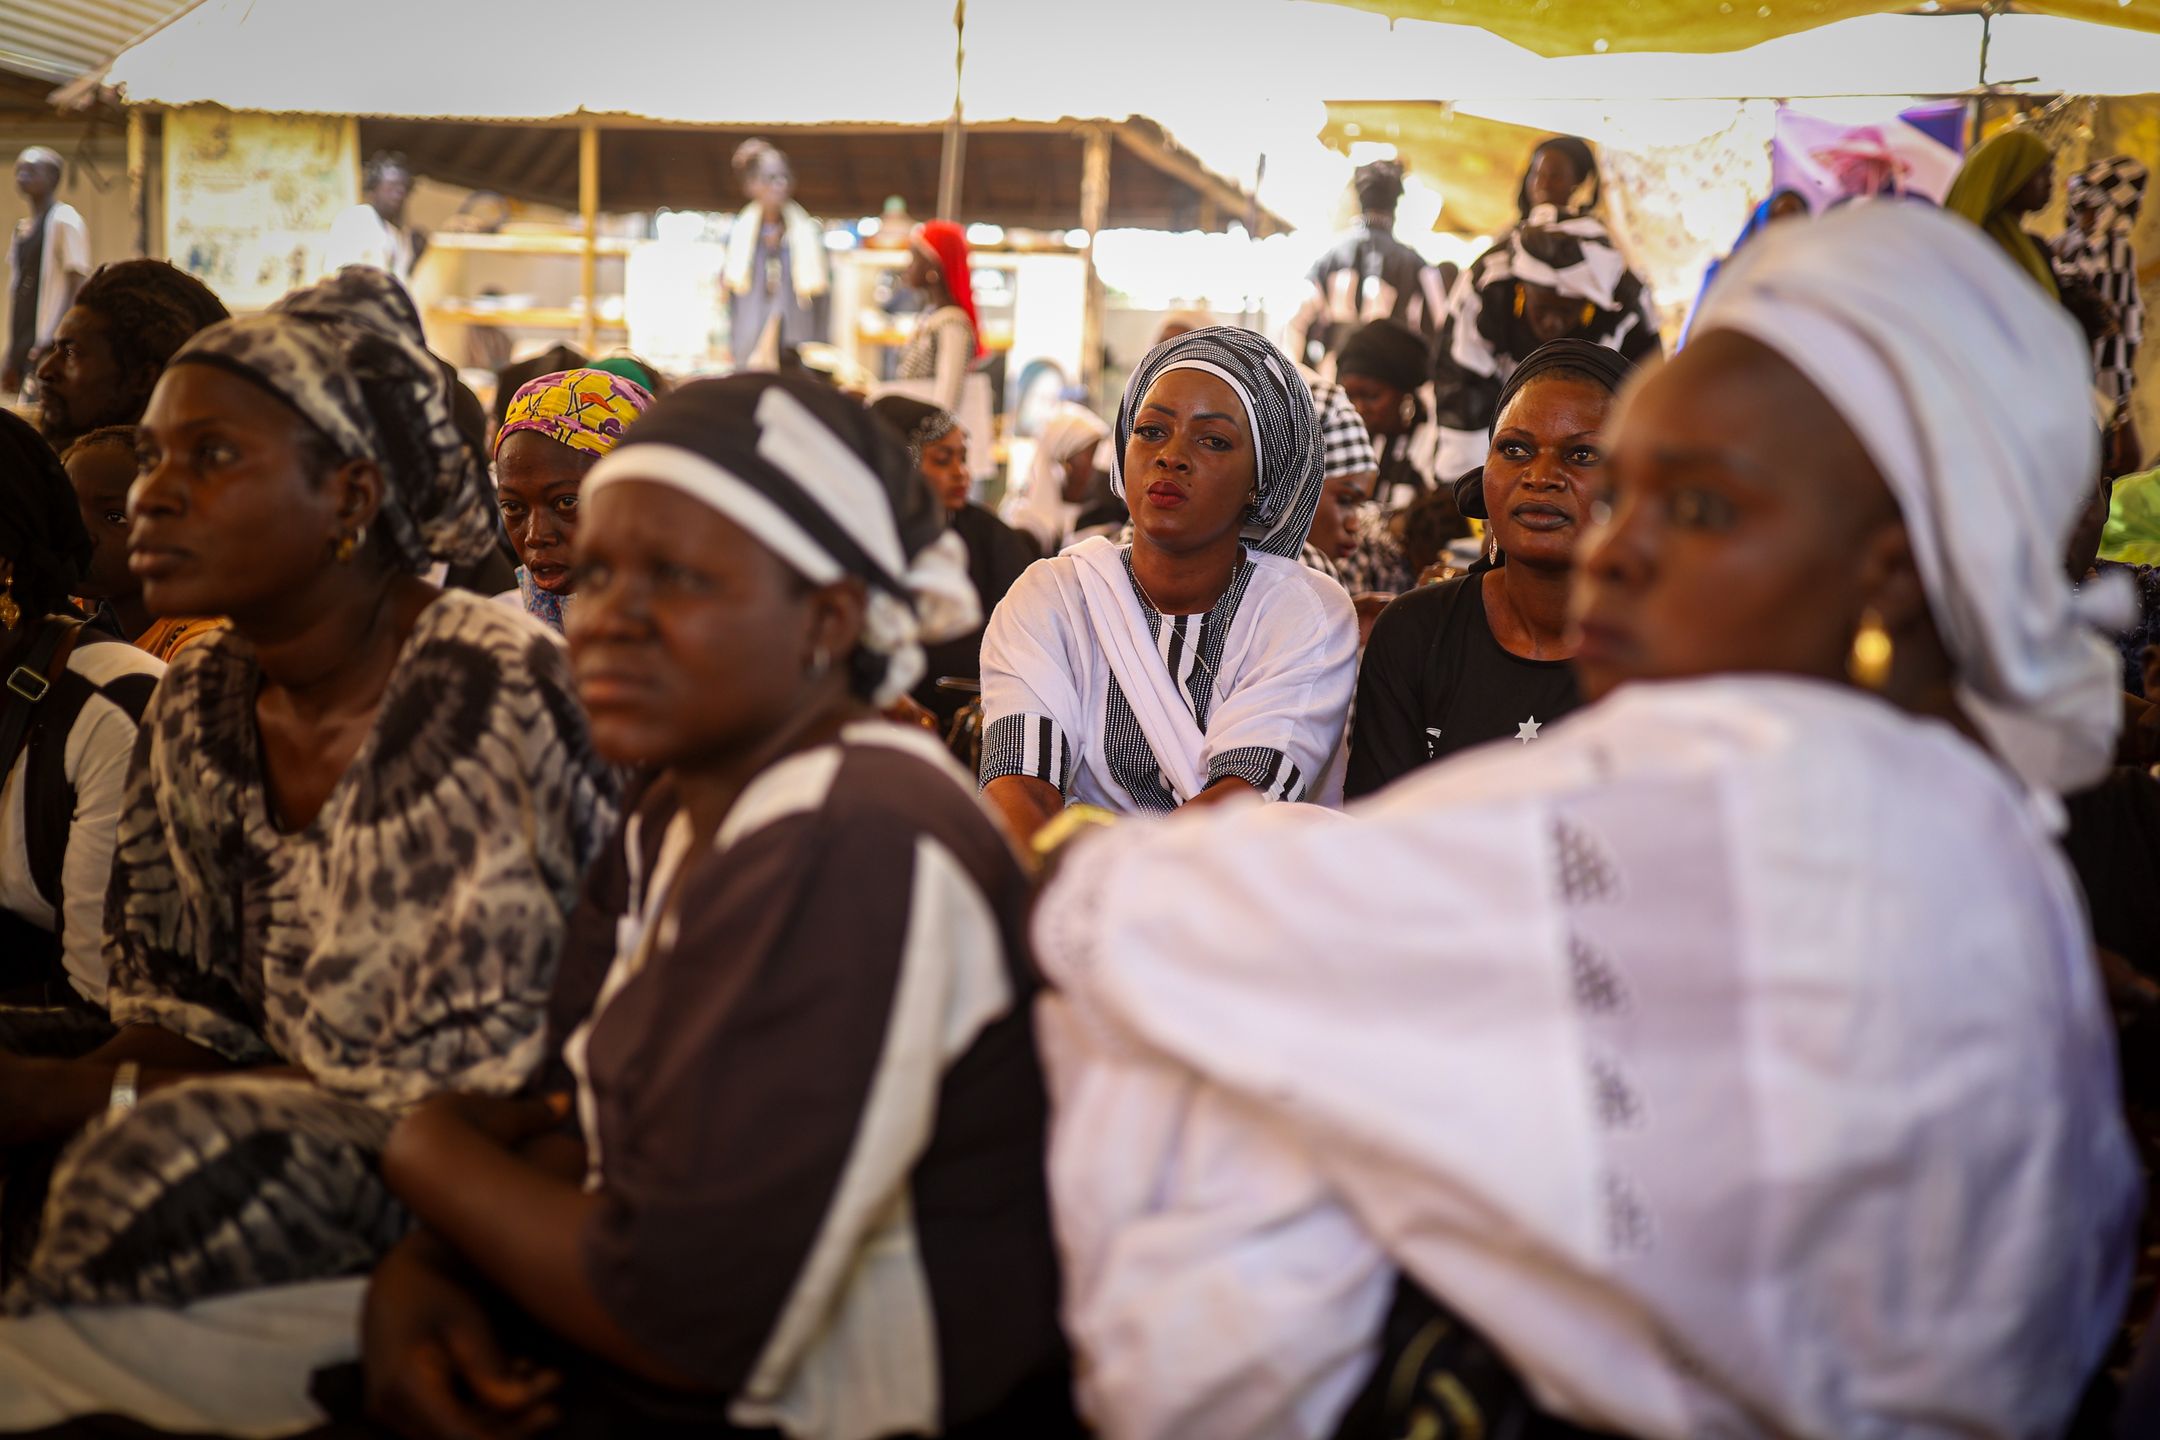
324, 152, 418, 282
4, 148, 90, 400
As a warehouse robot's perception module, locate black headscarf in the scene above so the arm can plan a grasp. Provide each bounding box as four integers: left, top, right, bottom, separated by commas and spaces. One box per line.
1517, 135, 1600, 218
1336, 319, 1430, 396
0, 411, 92, 620
1453, 338, 1636, 520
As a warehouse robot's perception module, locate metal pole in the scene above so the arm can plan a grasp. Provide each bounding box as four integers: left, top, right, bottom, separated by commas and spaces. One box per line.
126, 108, 148, 257
1079, 124, 1110, 403
937, 0, 966, 219
578, 117, 599, 353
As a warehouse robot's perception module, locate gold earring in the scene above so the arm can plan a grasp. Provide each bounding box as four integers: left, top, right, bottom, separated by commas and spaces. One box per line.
331, 525, 367, 564
1512, 284, 1526, 318
1847, 608, 1893, 690
0, 588, 18, 629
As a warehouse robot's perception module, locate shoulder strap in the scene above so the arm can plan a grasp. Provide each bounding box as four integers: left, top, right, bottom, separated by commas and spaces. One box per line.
0, 619, 83, 784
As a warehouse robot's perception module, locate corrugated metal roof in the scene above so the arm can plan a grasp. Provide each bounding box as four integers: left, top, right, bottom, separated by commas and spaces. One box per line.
0, 0, 195, 85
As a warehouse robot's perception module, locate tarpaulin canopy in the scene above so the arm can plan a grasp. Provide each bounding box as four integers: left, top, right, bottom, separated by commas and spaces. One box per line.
1313, 0, 2160, 58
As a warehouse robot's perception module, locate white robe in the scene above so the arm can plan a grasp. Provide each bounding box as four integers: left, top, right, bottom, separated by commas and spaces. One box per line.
980, 536, 1357, 811
1033, 676, 2136, 1440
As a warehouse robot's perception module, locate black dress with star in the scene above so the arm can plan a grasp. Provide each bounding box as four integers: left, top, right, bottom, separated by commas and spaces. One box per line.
1346, 570, 1582, 799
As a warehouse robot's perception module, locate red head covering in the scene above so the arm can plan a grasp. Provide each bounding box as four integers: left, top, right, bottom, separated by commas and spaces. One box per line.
911, 220, 983, 359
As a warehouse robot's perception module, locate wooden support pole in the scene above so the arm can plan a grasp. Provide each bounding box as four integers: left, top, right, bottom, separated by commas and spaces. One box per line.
127, 108, 148, 257
1079, 125, 1111, 404
578, 117, 599, 353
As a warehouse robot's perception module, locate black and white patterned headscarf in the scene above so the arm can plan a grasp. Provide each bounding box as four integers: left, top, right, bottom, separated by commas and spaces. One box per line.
585, 374, 978, 705
1111, 325, 1324, 560
168, 267, 496, 572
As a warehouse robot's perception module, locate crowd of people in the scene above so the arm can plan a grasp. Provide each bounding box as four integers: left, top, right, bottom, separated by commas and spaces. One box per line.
0, 118, 2154, 1440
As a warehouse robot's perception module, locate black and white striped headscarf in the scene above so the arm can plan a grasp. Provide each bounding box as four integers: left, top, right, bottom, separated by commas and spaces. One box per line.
169, 267, 496, 571
583, 374, 978, 705
1111, 325, 1324, 560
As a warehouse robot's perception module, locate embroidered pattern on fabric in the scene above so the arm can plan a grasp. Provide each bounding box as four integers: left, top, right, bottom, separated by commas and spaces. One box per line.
1569, 934, 1629, 1015
1589, 1052, 1644, 1130
1601, 1169, 1655, 1256
1553, 816, 1621, 905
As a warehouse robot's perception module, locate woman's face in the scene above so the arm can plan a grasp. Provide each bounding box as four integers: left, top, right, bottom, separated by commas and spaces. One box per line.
1526, 147, 1584, 211
2010, 160, 2056, 216
1060, 444, 1096, 503
1307, 470, 1373, 562
65, 441, 139, 601
495, 430, 593, 594
1338, 373, 1409, 441
1483, 375, 1612, 572
1520, 283, 1591, 345
1571, 330, 1901, 702
919, 426, 970, 513
130, 364, 376, 622
1125, 369, 1256, 555
902, 247, 938, 293
747, 152, 792, 211
569, 480, 849, 769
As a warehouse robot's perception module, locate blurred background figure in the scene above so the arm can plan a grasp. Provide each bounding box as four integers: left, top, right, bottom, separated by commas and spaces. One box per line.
4, 148, 89, 400
723, 138, 829, 367
2054, 156, 2148, 422
324, 151, 418, 281
1289, 158, 1446, 369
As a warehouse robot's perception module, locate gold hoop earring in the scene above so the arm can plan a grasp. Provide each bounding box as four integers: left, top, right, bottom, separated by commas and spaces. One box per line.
1847, 608, 1893, 691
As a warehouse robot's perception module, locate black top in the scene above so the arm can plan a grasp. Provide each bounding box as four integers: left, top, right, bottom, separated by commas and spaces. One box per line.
9, 214, 43, 374
1346, 571, 1582, 799
917, 503, 1041, 733
1306, 219, 1437, 354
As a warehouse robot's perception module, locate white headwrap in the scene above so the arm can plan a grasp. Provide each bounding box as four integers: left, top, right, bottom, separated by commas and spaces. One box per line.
1003, 402, 1110, 553
1693, 201, 2126, 795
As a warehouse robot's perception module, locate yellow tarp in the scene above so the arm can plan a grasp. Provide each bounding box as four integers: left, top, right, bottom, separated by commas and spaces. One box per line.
1316, 0, 2160, 58
1321, 101, 1552, 238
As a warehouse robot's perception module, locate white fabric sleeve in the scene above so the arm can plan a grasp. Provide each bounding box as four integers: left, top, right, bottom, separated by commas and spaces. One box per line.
53, 210, 90, 281
978, 562, 1087, 791
1203, 567, 1358, 803
58, 700, 140, 1005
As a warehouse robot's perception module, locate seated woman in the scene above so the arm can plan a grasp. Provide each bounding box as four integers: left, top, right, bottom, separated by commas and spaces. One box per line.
871, 395, 1038, 742
491, 367, 654, 634
357, 374, 1074, 1437
1432, 205, 1660, 484
0, 267, 617, 1312
1348, 339, 1635, 797
1029, 205, 2135, 1438
978, 326, 1358, 840
64, 425, 226, 661
1001, 401, 1111, 555
0, 413, 162, 1011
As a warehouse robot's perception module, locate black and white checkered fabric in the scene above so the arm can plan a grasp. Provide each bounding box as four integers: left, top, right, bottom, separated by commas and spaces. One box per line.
981, 550, 1301, 807
1309, 379, 1377, 481
2055, 156, 2147, 408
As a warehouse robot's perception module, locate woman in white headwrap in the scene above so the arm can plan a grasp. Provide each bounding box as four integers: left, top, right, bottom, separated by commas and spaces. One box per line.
1002, 401, 1112, 554
1029, 204, 2136, 1439
977, 327, 1359, 843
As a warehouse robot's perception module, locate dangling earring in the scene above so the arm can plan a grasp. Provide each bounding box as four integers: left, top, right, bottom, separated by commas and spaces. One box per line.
1847, 608, 1893, 690
1399, 395, 1416, 428
808, 645, 831, 680
1579, 302, 1597, 330
1512, 284, 1526, 319
0, 587, 18, 630
331, 525, 366, 564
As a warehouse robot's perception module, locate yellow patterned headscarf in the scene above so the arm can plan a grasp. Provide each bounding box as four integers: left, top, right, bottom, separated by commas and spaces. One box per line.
494, 367, 653, 459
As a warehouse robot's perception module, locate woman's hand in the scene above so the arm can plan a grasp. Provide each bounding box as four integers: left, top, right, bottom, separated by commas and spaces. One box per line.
363, 1235, 561, 1440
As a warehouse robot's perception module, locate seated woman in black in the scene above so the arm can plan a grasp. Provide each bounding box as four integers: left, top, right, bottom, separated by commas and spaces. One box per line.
358, 375, 1073, 1438
870, 394, 1038, 742
1347, 340, 1635, 797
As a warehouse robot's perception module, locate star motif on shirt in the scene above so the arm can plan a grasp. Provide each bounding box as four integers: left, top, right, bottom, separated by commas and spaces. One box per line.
1516, 716, 1543, 744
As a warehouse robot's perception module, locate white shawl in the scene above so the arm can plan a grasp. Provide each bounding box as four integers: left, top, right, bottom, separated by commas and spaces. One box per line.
1034, 676, 2135, 1439
980, 536, 1356, 811
722, 200, 829, 300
